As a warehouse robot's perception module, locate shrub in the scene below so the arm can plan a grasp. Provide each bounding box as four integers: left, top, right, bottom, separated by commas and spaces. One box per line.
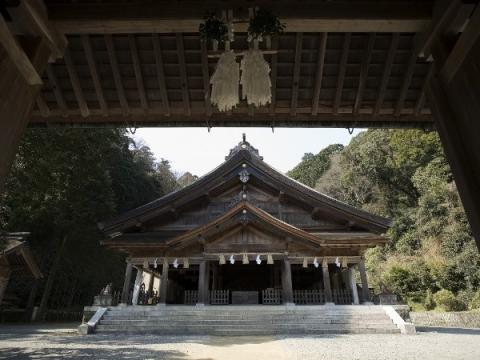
424, 290, 436, 310
470, 290, 480, 310
433, 289, 466, 312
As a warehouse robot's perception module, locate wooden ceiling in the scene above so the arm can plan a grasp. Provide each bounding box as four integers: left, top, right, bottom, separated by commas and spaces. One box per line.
14, 1, 439, 128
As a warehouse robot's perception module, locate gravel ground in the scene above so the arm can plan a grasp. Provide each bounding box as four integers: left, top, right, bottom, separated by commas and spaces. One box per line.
0, 323, 479, 360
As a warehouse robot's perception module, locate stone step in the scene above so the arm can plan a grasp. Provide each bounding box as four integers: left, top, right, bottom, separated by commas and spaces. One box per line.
103, 313, 390, 319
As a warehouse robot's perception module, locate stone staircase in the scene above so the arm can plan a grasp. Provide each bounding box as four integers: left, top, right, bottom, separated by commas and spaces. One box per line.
94, 305, 403, 335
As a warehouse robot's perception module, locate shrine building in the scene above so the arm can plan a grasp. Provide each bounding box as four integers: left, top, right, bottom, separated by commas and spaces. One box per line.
99, 136, 389, 307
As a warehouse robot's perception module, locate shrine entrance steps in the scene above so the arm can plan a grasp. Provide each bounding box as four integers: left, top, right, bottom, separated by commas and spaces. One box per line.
94, 305, 404, 335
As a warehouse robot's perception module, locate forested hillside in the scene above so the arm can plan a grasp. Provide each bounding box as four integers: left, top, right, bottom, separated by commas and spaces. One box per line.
289, 129, 480, 311
0, 129, 178, 318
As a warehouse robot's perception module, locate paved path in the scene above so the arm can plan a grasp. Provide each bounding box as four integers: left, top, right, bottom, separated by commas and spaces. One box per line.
0, 323, 479, 359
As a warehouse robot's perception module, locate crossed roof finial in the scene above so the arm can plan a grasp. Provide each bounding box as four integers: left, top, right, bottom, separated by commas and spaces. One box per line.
242, 133, 246, 143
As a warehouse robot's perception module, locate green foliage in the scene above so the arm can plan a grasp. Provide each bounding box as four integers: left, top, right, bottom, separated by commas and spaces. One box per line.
1, 128, 178, 310
287, 144, 343, 188
470, 290, 480, 310
199, 14, 228, 42
248, 9, 285, 39
424, 290, 436, 310
289, 128, 480, 310
433, 289, 466, 312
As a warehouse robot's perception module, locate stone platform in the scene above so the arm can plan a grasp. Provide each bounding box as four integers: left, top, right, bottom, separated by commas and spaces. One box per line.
84, 305, 413, 335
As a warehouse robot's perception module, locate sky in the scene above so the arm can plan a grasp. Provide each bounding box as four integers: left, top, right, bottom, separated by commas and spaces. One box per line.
133, 127, 362, 177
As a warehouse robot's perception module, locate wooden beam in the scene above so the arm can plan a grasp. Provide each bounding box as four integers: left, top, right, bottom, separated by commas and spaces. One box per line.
353, 33, 375, 115
105, 35, 129, 114
45, 64, 67, 117
440, 4, 480, 83
176, 33, 191, 116
81, 35, 108, 115
48, 1, 432, 34
129, 34, 148, 112
200, 40, 212, 117
290, 32, 303, 116
269, 36, 279, 117
394, 38, 419, 116
152, 34, 170, 116
63, 48, 89, 117
414, 62, 434, 116
0, 15, 42, 85
35, 94, 50, 117
374, 33, 399, 116
333, 32, 351, 115
312, 33, 328, 116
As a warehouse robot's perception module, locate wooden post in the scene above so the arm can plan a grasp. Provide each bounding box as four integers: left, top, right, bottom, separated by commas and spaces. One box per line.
120, 262, 133, 304
322, 259, 333, 303
0, 38, 52, 193
0, 269, 11, 305
348, 267, 360, 305
197, 260, 210, 305
281, 258, 294, 305
358, 258, 370, 303
158, 258, 169, 304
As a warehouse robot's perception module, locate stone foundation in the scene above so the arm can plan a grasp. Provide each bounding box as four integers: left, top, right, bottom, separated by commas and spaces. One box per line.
410, 311, 480, 328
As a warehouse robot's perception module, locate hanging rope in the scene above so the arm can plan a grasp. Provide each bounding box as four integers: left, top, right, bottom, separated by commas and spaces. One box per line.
240, 49, 271, 107
210, 51, 240, 112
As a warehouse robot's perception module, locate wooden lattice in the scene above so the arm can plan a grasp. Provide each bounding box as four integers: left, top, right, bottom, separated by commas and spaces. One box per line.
262, 288, 282, 304
293, 289, 325, 304
333, 289, 353, 305
209, 290, 229, 305
184, 290, 198, 305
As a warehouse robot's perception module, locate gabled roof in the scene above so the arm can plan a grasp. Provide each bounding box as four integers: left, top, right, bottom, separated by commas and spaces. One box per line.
99, 138, 391, 234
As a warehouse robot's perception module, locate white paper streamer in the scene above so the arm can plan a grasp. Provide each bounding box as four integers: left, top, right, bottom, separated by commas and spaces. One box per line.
240, 49, 271, 107
210, 51, 239, 112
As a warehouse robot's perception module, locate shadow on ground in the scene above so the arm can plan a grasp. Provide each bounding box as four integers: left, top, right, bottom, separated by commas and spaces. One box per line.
416, 326, 480, 335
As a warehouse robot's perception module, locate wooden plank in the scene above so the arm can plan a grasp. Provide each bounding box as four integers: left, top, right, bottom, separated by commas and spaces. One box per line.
353, 33, 375, 115
414, 63, 434, 116
176, 33, 191, 116
35, 94, 50, 117
105, 35, 129, 114
440, 4, 480, 83
49, 1, 432, 34
394, 37, 419, 116
0, 14, 42, 85
152, 34, 170, 116
45, 64, 68, 116
81, 35, 108, 115
374, 33, 399, 116
63, 48, 89, 117
290, 32, 303, 116
333, 32, 351, 115
269, 36, 279, 116
128, 34, 149, 112
200, 40, 212, 117
312, 33, 328, 116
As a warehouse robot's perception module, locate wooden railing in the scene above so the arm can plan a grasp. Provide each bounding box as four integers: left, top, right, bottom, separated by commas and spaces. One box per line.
210, 290, 229, 305
184, 290, 198, 305
262, 288, 282, 304
333, 289, 353, 304
293, 290, 325, 304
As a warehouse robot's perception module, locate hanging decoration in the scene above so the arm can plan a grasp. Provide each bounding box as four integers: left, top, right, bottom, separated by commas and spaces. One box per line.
302, 257, 308, 268
240, 49, 271, 107
229, 254, 235, 264
341, 257, 348, 269
173, 258, 179, 268
153, 258, 158, 269
199, 13, 229, 51
335, 257, 341, 268
210, 51, 240, 112
242, 253, 249, 264
267, 254, 274, 265
219, 254, 226, 265
313, 257, 319, 268
143, 259, 149, 268
247, 8, 285, 46
256, 254, 262, 265
183, 258, 190, 269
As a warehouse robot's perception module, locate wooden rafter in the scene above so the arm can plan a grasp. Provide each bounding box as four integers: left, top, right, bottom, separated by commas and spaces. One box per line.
333, 32, 351, 115
312, 32, 328, 116
152, 34, 170, 116
63, 48, 89, 117
353, 33, 375, 115
290, 32, 303, 116
176, 33, 191, 116
45, 64, 67, 116
81, 35, 108, 115
129, 34, 148, 112
269, 36, 279, 117
35, 94, 50, 117
415, 62, 434, 116
374, 33, 399, 116
200, 40, 212, 117
105, 35, 129, 114
394, 38, 419, 117
0, 14, 42, 85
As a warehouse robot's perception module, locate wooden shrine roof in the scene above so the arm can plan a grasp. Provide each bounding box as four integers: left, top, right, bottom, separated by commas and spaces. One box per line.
11, 0, 441, 128
99, 138, 391, 235
0, 234, 43, 279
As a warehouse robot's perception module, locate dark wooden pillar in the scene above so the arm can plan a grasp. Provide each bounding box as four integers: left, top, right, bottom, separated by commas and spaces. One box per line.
281, 258, 294, 304
120, 262, 133, 304
159, 259, 169, 304
0, 268, 11, 305
0, 39, 52, 193
358, 258, 370, 303
322, 259, 333, 303
197, 260, 210, 305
